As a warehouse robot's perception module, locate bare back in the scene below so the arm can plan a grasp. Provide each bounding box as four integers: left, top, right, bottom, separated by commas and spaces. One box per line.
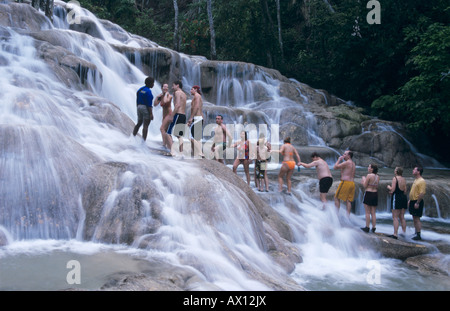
315, 159, 332, 179
173, 89, 187, 115
281, 143, 300, 162
340, 160, 355, 181
393, 176, 407, 193
191, 93, 203, 118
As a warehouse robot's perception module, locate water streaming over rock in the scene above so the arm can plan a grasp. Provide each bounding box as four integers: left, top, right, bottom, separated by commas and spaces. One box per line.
0, 1, 448, 291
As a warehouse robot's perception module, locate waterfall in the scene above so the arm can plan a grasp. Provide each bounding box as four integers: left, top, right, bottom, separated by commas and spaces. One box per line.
431, 194, 441, 219
0, 1, 449, 291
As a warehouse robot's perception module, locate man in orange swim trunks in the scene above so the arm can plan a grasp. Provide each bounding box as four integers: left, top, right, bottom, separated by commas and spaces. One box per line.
277, 137, 301, 194
333, 150, 356, 215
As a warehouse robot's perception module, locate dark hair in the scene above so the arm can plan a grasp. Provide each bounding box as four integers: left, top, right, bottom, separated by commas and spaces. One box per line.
145, 77, 154, 87
416, 166, 424, 176
241, 131, 248, 140
347, 150, 353, 158
173, 80, 183, 89
284, 137, 291, 144
395, 167, 403, 176
311, 152, 319, 158
216, 114, 223, 120
370, 163, 378, 174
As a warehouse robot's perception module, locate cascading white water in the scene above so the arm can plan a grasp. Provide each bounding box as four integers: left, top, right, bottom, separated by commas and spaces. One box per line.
0, 1, 448, 291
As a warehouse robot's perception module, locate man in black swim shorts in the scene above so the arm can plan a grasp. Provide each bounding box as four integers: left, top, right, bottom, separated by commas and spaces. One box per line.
300, 152, 333, 209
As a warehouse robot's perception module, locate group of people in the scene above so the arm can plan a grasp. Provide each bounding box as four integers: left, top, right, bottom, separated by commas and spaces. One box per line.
133, 77, 428, 242
360, 163, 427, 241
132, 77, 205, 158
302, 150, 427, 241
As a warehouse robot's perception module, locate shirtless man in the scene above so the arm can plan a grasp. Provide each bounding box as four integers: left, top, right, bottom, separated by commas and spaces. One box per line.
300, 152, 333, 209
167, 80, 187, 156
211, 115, 232, 164
187, 85, 204, 158
154, 83, 173, 149
277, 137, 301, 194
333, 150, 356, 215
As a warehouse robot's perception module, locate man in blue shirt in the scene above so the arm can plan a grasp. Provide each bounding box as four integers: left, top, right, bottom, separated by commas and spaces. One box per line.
133, 77, 154, 141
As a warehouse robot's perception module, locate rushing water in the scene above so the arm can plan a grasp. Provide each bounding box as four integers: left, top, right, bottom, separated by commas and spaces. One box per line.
0, 1, 448, 291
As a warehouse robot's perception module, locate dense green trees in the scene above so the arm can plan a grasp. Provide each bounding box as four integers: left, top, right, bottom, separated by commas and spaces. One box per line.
77, 0, 449, 163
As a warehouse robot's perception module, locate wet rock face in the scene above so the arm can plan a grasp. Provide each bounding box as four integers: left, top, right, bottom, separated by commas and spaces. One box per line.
364, 233, 435, 260
405, 254, 450, 277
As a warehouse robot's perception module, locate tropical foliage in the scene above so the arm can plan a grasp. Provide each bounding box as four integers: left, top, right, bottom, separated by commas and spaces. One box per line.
77, 0, 450, 163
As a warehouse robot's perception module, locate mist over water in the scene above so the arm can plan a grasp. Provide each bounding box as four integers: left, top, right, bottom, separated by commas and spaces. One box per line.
0, 1, 448, 291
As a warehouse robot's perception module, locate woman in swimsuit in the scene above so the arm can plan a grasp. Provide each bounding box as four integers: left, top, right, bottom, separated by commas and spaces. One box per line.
254, 134, 271, 192
387, 167, 408, 239
232, 131, 251, 185
277, 137, 301, 194
361, 164, 379, 233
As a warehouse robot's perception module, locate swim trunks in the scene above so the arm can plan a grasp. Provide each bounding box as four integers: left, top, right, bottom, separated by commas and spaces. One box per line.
213, 142, 227, 160
334, 180, 355, 202
190, 116, 203, 141
167, 113, 186, 137
137, 104, 151, 122
363, 191, 378, 206
255, 160, 267, 179
319, 176, 333, 193
409, 200, 424, 217
283, 161, 296, 170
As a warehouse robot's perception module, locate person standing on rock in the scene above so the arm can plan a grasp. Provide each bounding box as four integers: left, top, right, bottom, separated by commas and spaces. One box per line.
300, 152, 333, 209
167, 80, 187, 156
409, 166, 427, 241
387, 167, 408, 239
132, 77, 154, 141
333, 150, 356, 215
232, 131, 251, 186
153, 83, 173, 150
360, 163, 379, 233
211, 115, 233, 164
276, 137, 301, 195
254, 133, 271, 192
187, 85, 205, 158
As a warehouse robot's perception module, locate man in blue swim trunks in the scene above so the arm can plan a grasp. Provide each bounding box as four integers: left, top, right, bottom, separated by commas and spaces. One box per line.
167, 80, 187, 156
133, 77, 154, 141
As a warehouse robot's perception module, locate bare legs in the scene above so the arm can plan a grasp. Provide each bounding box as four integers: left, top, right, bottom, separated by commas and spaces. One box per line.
233, 159, 250, 185
278, 163, 293, 194
392, 208, 406, 237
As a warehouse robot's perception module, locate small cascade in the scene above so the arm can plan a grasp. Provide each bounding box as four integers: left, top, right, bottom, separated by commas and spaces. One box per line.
431, 194, 442, 219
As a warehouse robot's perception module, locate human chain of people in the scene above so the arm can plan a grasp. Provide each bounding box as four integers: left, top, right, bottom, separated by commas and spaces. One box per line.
132, 77, 427, 242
